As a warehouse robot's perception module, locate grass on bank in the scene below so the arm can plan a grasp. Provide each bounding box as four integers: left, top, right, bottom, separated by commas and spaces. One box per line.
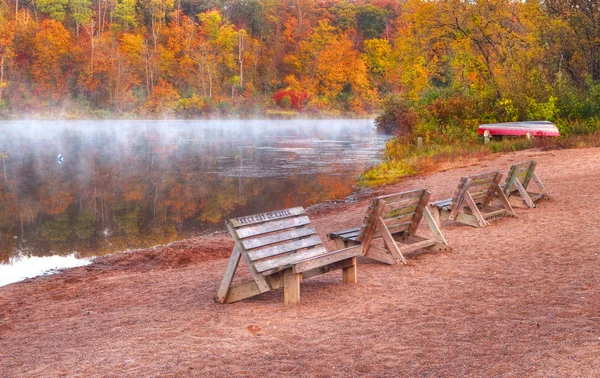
358, 131, 600, 187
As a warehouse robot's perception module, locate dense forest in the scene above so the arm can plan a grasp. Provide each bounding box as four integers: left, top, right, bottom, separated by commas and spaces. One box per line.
0, 0, 598, 120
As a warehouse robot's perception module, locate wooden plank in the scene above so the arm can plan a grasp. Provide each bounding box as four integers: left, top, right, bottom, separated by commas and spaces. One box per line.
359, 199, 385, 247
247, 235, 323, 261
365, 245, 396, 264
468, 171, 500, 182
373, 221, 411, 238
397, 239, 436, 254
224, 272, 284, 304
226, 222, 272, 293
340, 231, 361, 241
454, 212, 481, 228
469, 189, 491, 203
464, 192, 489, 227
513, 179, 535, 208
302, 258, 355, 280
430, 198, 452, 208
504, 165, 519, 197
522, 160, 537, 189
382, 205, 418, 219
229, 207, 304, 228
483, 172, 502, 206
449, 177, 472, 220
293, 246, 362, 274
382, 197, 421, 212
254, 245, 328, 274
482, 208, 508, 220
423, 206, 449, 245
494, 184, 517, 217
284, 269, 301, 305
383, 213, 416, 227
342, 257, 357, 284
215, 246, 242, 303
376, 189, 425, 203
327, 226, 360, 239
377, 217, 407, 265
235, 216, 311, 239
408, 190, 431, 235
243, 226, 316, 250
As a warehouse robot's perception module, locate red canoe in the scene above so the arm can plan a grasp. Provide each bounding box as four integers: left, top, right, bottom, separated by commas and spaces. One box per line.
477, 121, 560, 137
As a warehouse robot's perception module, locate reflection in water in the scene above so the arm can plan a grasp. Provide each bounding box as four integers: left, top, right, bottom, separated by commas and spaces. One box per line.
0, 119, 387, 273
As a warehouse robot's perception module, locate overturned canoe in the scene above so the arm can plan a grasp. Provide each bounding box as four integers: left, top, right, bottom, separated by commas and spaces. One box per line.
478, 121, 560, 137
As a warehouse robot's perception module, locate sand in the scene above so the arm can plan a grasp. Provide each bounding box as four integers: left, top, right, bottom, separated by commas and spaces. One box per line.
1, 147, 599, 377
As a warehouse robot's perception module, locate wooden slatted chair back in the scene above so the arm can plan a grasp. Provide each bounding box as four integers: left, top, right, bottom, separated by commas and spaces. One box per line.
217, 206, 360, 304
227, 207, 327, 277
503, 160, 536, 197
448, 171, 502, 213
356, 189, 430, 245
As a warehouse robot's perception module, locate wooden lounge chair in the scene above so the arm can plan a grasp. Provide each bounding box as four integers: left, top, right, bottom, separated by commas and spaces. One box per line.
215, 207, 361, 305
429, 171, 516, 228
327, 189, 451, 266
502, 160, 550, 208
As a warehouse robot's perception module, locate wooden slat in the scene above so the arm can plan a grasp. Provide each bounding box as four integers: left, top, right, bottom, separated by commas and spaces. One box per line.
397, 239, 436, 254
358, 199, 385, 245
302, 258, 355, 280
226, 222, 272, 293
235, 216, 311, 239
255, 245, 328, 274
340, 231, 360, 240
430, 198, 452, 209
483, 172, 503, 206
229, 207, 304, 228
449, 177, 472, 220
423, 207, 449, 245
215, 247, 242, 303
293, 246, 362, 273
513, 179, 535, 208
248, 235, 323, 261
464, 191, 489, 227
468, 171, 500, 182
224, 272, 284, 304
376, 189, 425, 203
373, 221, 411, 238
377, 217, 407, 265
365, 245, 396, 264
408, 190, 430, 235
242, 226, 316, 250
327, 227, 360, 239
383, 213, 415, 227
522, 160, 537, 189
382, 205, 418, 219
381, 197, 422, 212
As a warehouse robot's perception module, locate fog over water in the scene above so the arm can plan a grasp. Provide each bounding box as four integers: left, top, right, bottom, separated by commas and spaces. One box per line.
0, 119, 388, 285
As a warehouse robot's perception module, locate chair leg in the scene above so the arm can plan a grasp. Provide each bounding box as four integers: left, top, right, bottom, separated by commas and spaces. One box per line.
284, 269, 301, 305
342, 257, 357, 284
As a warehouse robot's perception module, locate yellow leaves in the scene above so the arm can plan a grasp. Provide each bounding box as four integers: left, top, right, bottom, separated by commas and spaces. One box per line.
119, 33, 145, 61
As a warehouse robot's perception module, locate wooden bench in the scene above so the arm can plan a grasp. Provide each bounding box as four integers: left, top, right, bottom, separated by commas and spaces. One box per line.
327, 189, 451, 266
215, 207, 361, 305
502, 160, 550, 208
429, 171, 516, 228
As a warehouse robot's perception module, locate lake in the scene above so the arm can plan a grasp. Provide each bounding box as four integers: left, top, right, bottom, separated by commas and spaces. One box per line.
0, 119, 388, 285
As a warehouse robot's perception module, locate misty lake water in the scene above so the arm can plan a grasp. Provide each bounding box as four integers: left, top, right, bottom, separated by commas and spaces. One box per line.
0, 119, 388, 286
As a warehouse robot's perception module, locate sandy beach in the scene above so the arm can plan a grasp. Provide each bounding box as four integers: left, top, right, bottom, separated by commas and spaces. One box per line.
1, 147, 599, 377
